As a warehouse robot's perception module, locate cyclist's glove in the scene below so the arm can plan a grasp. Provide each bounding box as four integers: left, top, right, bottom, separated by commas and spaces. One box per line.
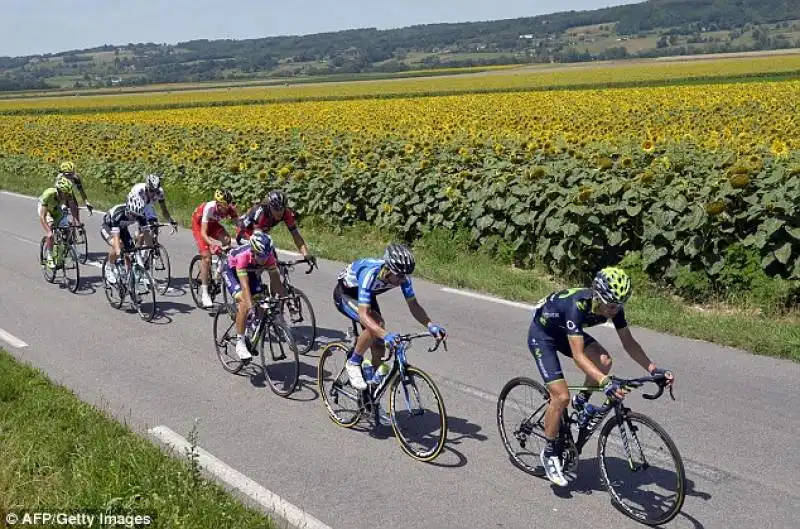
601, 376, 623, 401
383, 332, 399, 349
169, 218, 178, 229
649, 366, 671, 377
427, 323, 446, 339
85, 201, 94, 214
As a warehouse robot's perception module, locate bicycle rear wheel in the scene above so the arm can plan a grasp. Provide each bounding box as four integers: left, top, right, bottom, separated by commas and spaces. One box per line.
597, 411, 686, 526
318, 343, 363, 427
39, 237, 56, 284
496, 377, 550, 477
149, 245, 171, 295
284, 287, 317, 355
131, 265, 158, 322
213, 308, 245, 374
389, 366, 447, 462
61, 245, 81, 293
259, 318, 300, 397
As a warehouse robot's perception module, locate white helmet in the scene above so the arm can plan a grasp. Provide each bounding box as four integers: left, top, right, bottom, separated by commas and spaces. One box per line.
145, 173, 161, 191
127, 193, 146, 217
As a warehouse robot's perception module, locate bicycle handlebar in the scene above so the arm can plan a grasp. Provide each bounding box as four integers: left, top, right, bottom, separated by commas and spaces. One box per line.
615, 373, 675, 401
391, 332, 448, 353
278, 256, 317, 275
150, 222, 178, 234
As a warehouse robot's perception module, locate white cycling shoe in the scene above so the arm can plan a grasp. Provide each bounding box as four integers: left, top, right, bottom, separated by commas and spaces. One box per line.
236, 339, 252, 361
345, 360, 367, 390
540, 448, 568, 487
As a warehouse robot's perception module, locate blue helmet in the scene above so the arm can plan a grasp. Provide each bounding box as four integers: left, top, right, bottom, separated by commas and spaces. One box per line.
249, 231, 273, 258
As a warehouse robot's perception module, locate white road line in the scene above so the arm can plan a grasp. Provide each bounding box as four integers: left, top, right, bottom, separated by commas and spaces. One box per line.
149, 425, 333, 529
441, 287, 615, 328
8, 234, 38, 246
0, 328, 29, 348
0, 190, 35, 200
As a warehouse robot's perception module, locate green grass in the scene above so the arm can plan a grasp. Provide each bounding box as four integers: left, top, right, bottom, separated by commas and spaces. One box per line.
0, 349, 276, 527
2, 169, 798, 361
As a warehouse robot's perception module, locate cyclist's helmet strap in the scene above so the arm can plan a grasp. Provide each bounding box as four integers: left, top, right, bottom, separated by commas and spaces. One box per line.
593, 267, 632, 304
267, 190, 286, 210
383, 243, 415, 275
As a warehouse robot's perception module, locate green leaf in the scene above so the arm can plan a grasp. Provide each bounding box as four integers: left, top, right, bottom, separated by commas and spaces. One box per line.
787, 227, 800, 241
476, 215, 494, 230
666, 195, 688, 212
607, 230, 623, 247
587, 215, 601, 224
642, 245, 668, 266
563, 223, 579, 237
774, 242, 792, 265
551, 243, 565, 261
625, 204, 642, 216
761, 217, 785, 237
708, 258, 725, 276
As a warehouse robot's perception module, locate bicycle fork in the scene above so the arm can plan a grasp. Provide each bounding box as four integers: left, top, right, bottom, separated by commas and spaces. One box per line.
612, 407, 648, 472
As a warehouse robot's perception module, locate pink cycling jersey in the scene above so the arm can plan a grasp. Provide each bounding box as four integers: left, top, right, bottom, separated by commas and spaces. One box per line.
227, 244, 276, 273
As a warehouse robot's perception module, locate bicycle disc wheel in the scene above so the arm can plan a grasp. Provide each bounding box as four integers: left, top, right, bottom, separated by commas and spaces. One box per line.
213, 308, 245, 374
149, 245, 171, 295
389, 366, 447, 462
40, 237, 56, 284
597, 411, 686, 526
259, 319, 300, 397
318, 343, 362, 427
496, 377, 550, 477
61, 245, 81, 293
101, 257, 124, 309
131, 266, 158, 322
283, 287, 317, 355
75, 225, 89, 264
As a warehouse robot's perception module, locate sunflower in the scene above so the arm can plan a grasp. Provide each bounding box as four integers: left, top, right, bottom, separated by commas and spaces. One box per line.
770, 139, 788, 157
620, 156, 633, 168
641, 140, 655, 153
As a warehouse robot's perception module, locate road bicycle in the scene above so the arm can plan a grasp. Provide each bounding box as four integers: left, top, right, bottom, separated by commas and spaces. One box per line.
318, 321, 448, 462
271, 257, 317, 355
213, 294, 300, 397
139, 221, 176, 295
496, 373, 685, 526
101, 245, 158, 322
65, 206, 91, 264
38, 223, 80, 293
190, 246, 233, 314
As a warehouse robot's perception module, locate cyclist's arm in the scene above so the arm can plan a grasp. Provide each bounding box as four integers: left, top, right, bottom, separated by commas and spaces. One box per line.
237, 268, 254, 312
617, 327, 656, 373
158, 200, 174, 223
358, 303, 387, 339
264, 264, 287, 298
284, 210, 308, 256
39, 206, 51, 234
406, 297, 432, 328
73, 175, 88, 202
200, 221, 223, 250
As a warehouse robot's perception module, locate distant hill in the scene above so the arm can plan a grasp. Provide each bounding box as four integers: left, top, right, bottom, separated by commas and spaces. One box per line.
2, 0, 799, 91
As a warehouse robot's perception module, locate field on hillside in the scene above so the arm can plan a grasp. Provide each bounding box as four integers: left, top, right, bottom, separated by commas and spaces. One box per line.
1, 53, 799, 113
0, 56, 798, 296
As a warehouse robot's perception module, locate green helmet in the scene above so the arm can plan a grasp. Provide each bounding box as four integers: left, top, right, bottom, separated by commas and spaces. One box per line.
55, 176, 73, 194
593, 267, 632, 305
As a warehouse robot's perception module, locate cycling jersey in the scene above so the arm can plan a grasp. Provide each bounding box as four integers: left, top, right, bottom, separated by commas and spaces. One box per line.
38, 188, 64, 215
222, 244, 277, 300
338, 258, 416, 305
101, 203, 136, 250
58, 172, 84, 193
236, 204, 297, 240
528, 287, 628, 384
192, 200, 238, 225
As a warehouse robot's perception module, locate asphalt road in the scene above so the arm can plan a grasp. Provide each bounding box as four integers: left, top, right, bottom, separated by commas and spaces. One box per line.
1, 190, 798, 529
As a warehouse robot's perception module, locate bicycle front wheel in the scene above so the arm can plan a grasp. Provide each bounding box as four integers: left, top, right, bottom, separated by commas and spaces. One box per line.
318, 343, 363, 428
213, 308, 245, 374
75, 225, 89, 264
259, 318, 300, 397
61, 245, 81, 293
40, 237, 56, 284
283, 287, 317, 355
131, 266, 158, 322
149, 245, 171, 295
597, 411, 686, 526
101, 257, 124, 309
389, 366, 447, 462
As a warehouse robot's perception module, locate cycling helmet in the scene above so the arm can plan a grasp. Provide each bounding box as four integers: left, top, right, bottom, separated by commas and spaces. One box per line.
384, 243, 415, 275
145, 173, 161, 191
59, 161, 75, 174
593, 267, 632, 305
127, 193, 146, 218
214, 188, 233, 205
249, 231, 274, 258
265, 190, 286, 210
55, 176, 73, 194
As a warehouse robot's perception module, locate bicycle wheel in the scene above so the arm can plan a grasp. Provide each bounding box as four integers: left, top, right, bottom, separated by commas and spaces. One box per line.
259, 318, 300, 397
131, 265, 158, 322
597, 411, 686, 526
75, 224, 89, 264
496, 377, 550, 477
389, 366, 447, 462
213, 308, 245, 374
284, 287, 317, 355
39, 237, 56, 284
318, 343, 363, 427
149, 245, 171, 295
61, 245, 81, 293
101, 257, 124, 309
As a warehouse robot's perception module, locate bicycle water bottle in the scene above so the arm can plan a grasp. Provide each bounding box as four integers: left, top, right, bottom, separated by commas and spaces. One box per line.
577, 403, 600, 430
361, 359, 375, 384
372, 362, 390, 385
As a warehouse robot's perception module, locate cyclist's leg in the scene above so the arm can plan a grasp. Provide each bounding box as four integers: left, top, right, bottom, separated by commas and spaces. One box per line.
39, 203, 55, 253
528, 321, 569, 486
575, 333, 608, 404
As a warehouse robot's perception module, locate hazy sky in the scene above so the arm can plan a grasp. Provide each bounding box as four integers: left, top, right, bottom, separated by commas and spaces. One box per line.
0, 0, 639, 57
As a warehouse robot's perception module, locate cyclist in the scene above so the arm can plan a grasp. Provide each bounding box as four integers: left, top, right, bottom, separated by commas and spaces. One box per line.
528, 267, 674, 487
57, 161, 93, 222
126, 173, 178, 264
191, 188, 239, 308
235, 190, 313, 261
37, 177, 74, 269
99, 200, 139, 286
222, 232, 287, 361
333, 243, 447, 390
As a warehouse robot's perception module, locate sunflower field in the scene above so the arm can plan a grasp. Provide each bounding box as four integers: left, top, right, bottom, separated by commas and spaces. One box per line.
1, 75, 799, 288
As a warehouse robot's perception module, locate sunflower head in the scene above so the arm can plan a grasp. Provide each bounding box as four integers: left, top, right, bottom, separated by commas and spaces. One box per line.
705, 201, 726, 216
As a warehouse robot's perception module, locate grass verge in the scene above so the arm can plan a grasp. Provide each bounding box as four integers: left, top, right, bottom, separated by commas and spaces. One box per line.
2, 171, 798, 361
0, 349, 275, 527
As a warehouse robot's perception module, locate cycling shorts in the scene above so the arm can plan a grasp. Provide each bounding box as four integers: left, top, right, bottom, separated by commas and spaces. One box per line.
527, 320, 597, 385
222, 265, 264, 300
333, 280, 382, 323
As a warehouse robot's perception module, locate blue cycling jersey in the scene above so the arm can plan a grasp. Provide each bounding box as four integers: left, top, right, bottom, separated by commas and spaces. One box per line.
338, 258, 416, 305
534, 287, 628, 337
